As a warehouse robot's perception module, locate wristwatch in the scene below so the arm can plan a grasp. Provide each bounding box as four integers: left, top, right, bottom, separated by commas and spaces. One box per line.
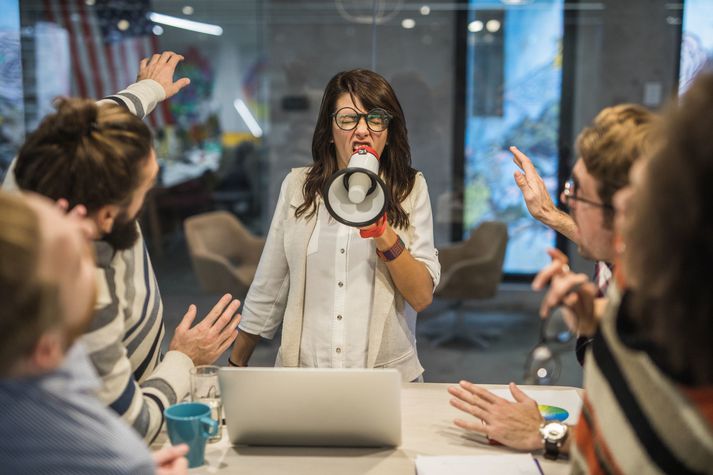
539, 421, 568, 460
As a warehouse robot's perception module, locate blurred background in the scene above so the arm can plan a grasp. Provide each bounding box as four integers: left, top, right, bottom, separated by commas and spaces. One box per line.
2, 0, 711, 386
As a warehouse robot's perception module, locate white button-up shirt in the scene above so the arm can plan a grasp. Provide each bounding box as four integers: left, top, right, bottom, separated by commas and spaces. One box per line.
300, 203, 376, 367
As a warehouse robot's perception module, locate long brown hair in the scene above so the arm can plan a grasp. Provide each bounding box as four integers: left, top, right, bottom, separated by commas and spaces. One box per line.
296, 69, 417, 229
14, 98, 152, 213
625, 73, 713, 385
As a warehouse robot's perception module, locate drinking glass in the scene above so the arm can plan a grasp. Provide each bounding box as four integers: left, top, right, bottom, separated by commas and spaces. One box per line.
190, 365, 222, 443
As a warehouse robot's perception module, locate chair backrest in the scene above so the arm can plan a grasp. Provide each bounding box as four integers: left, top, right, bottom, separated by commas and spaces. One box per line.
184, 211, 265, 295
434, 221, 508, 300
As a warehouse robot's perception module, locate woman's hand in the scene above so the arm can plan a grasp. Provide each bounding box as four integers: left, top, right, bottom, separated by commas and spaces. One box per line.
448, 381, 544, 451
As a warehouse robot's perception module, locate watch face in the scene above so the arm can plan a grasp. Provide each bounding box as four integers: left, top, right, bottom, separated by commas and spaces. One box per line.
543, 422, 567, 440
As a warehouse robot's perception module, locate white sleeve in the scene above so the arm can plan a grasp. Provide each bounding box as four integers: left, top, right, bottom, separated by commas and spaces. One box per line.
238, 174, 292, 339
96, 79, 166, 119
406, 173, 441, 290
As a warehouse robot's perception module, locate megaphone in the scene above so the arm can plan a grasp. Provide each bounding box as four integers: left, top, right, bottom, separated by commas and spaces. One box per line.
323, 145, 389, 229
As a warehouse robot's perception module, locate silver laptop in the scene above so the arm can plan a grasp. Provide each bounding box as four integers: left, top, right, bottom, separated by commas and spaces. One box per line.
219, 367, 401, 447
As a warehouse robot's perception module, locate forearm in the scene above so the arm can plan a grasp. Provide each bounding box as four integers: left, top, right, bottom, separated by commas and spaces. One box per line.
97, 79, 165, 119
541, 209, 580, 246
229, 330, 261, 366
375, 228, 434, 312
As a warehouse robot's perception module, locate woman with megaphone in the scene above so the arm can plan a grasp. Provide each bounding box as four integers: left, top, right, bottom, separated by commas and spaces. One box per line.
228, 69, 440, 382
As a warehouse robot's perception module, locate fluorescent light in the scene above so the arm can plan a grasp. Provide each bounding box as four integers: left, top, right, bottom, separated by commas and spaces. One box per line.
149, 12, 223, 36
233, 99, 263, 138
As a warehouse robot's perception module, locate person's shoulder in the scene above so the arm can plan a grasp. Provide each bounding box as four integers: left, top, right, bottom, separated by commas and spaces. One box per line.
287, 166, 311, 182
410, 169, 429, 194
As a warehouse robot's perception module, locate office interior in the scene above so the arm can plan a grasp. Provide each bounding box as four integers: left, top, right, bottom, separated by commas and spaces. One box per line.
1, 0, 706, 387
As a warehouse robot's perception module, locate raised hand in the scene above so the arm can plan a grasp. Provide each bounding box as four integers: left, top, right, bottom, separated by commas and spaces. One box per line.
169, 294, 241, 366
138, 51, 191, 99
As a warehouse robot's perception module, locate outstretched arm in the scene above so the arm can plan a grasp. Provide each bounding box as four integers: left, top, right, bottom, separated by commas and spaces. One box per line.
98, 50, 190, 119
510, 146, 579, 245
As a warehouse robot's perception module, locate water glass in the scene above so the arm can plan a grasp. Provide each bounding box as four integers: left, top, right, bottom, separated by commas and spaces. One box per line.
190, 365, 222, 443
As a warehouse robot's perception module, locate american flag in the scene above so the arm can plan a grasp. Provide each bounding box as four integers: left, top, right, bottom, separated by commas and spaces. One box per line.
43, 0, 172, 128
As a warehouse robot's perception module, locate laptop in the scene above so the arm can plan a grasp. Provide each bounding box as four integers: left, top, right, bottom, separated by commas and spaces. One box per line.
219, 367, 402, 447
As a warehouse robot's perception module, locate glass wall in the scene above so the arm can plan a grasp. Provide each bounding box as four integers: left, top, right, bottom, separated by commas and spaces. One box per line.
7, 1, 686, 270
0, 0, 23, 181
463, 0, 563, 274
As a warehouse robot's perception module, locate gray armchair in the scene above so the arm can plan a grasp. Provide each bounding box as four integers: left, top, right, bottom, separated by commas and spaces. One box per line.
184, 211, 265, 298
426, 221, 509, 347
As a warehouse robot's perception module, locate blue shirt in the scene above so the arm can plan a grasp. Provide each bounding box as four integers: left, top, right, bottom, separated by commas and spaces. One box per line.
0, 343, 155, 474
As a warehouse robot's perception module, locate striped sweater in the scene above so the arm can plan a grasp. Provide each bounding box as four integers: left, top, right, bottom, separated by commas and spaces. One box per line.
4, 79, 193, 443
571, 286, 713, 474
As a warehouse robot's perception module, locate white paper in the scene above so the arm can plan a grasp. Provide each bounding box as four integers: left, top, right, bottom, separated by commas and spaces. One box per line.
416, 454, 542, 475
490, 388, 582, 424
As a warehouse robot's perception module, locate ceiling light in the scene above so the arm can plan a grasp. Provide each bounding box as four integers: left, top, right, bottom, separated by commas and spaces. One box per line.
149, 12, 223, 36
182, 5, 194, 15
468, 20, 483, 33
486, 19, 501, 32
234, 99, 263, 138
152, 25, 164, 35
401, 18, 416, 29
420, 5, 431, 15
117, 19, 130, 31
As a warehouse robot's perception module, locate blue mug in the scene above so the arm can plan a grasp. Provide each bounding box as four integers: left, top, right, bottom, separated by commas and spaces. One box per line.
164, 402, 219, 468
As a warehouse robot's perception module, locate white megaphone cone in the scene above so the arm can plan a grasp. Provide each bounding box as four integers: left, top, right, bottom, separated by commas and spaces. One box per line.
323, 146, 389, 228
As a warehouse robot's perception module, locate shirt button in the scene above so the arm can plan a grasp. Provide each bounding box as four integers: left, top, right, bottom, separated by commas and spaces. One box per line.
336, 347, 342, 353
340, 248, 345, 254
337, 315, 342, 320
338, 281, 343, 287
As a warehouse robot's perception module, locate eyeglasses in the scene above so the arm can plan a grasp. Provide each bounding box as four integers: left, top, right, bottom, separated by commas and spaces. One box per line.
332, 107, 392, 132
523, 306, 575, 385
561, 178, 613, 210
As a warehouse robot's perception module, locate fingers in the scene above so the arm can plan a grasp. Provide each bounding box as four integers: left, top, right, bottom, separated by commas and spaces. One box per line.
458, 380, 501, 405
449, 397, 489, 425
546, 248, 568, 264
207, 297, 240, 332
508, 383, 535, 405
509, 146, 538, 177
149, 53, 162, 66
509, 146, 525, 170
153, 444, 189, 465
199, 294, 233, 327
177, 304, 197, 331
532, 248, 570, 290
170, 77, 191, 95
217, 328, 239, 354
166, 53, 185, 68
159, 51, 177, 63
539, 272, 590, 317
513, 171, 527, 190
139, 57, 148, 70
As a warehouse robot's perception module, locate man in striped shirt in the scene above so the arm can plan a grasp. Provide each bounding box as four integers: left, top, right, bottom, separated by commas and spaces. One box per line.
0, 191, 189, 474
5, 52, 241, 443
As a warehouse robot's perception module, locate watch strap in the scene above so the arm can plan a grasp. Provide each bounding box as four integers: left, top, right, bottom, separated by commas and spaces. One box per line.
376, 235, 406, 262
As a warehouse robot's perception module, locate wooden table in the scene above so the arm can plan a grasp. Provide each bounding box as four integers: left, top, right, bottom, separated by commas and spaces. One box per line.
155, 383, 578, 474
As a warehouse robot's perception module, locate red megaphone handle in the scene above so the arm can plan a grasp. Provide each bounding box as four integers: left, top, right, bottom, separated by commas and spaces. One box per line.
359, 213, 387, 239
